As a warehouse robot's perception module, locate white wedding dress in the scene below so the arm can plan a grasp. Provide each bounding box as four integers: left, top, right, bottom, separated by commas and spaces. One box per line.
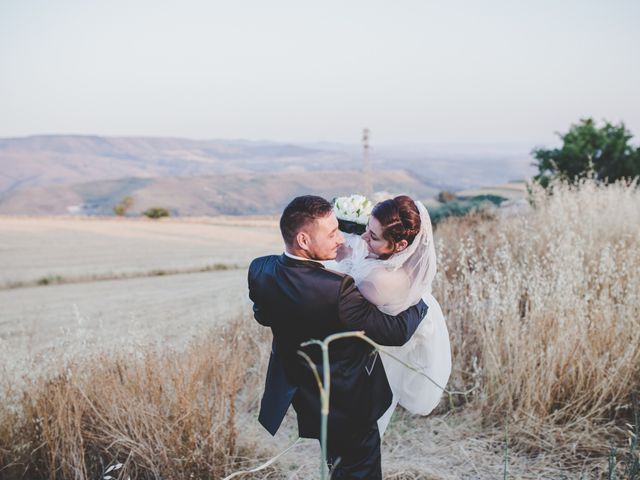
325, 202, 451, 436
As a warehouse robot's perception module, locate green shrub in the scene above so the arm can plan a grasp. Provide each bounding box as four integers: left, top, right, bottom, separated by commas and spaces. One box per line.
142, 207, 170, 219
430, 195, 506, 225
113, 196, 134, 216
467, 194, 506, 206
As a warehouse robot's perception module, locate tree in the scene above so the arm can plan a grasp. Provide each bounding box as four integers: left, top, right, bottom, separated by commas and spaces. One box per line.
532, 118, 640, 187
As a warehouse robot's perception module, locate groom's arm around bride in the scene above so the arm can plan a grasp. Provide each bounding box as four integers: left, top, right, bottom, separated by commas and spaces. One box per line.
248, 195, 427, 480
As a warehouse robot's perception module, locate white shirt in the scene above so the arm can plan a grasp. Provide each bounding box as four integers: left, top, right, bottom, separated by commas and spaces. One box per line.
283, 250, 311, 262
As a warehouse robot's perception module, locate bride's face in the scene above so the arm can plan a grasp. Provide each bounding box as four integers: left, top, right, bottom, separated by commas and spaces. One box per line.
362, 216, 395, 258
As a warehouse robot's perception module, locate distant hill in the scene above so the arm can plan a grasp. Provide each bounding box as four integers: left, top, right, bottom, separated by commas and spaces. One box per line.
0, 134, 536, 215
0, 135, 354, 196
0, 169, 439, 216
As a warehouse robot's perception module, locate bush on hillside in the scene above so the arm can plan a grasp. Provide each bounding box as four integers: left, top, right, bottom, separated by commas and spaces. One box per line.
142, 207, 170, 219
112, 196, 134, 216
430, 194, 506, 225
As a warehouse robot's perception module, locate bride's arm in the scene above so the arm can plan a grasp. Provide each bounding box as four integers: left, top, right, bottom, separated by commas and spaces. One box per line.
358, 268, 410, 308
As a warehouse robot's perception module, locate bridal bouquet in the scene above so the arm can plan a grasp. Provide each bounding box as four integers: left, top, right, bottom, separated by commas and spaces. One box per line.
333, 194, 372, 235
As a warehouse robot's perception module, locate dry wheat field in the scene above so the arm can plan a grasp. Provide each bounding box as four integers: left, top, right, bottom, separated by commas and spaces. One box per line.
1, 179, 639, 479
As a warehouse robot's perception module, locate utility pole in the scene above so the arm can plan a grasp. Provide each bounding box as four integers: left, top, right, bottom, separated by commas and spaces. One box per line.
362, 128, 372, 198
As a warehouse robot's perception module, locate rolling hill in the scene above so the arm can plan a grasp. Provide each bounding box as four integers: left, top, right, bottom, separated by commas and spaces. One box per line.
0, 135, 352, 195
0, 134, 536, 215
0, 169, 439, 216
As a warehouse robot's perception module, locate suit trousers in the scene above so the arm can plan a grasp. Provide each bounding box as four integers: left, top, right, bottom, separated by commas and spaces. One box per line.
326, 422, 382, 480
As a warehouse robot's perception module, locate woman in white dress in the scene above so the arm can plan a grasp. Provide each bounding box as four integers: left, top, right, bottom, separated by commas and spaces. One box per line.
329, 195, 451, 436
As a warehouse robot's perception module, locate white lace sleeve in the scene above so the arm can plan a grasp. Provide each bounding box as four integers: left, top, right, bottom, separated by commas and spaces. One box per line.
358, 268, 410, 309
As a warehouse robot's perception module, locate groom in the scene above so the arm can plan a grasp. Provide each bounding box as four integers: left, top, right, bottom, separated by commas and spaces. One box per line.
248, 195, 427, 479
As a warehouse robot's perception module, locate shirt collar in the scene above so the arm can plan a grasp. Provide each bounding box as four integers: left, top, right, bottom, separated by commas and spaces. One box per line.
283, 250, 325, 268
284, 250, 312, 262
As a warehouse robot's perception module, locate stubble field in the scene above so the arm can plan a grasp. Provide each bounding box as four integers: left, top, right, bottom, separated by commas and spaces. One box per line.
0, 217, 281, 383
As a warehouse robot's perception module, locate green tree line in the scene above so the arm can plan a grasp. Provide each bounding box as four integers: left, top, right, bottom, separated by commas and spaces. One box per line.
533, 118, 640, 187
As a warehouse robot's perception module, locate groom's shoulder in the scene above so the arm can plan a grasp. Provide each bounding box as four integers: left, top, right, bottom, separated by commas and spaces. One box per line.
249, 254, 278, 274
250, 254, 278, 265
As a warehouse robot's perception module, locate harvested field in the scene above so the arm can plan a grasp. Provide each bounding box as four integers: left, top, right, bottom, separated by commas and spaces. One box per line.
0, 216, 282, 406
0, 216, 280, 286
1, 270, 248, 365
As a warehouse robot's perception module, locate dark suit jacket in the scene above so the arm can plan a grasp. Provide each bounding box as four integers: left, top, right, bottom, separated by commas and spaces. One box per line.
248, 254, 427, 439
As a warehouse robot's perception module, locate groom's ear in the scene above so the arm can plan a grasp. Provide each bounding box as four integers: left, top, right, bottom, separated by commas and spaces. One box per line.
296, 231, 311, 251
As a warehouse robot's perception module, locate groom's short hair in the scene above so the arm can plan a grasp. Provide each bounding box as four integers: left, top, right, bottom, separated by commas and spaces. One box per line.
280, 195, 333, 246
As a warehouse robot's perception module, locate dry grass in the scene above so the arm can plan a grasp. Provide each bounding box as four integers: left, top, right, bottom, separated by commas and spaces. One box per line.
435, 178, 640, 464
0, 317, 270, 480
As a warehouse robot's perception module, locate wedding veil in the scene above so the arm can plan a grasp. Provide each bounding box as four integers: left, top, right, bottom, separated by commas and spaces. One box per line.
350, 200, 437, 316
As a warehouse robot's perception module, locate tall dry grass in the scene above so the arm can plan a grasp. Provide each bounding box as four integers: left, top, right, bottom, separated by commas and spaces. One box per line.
435, 178, 640, 460
0, 317, 270, 480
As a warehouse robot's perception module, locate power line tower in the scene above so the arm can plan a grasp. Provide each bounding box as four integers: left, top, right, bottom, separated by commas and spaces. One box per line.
362, 128, 372, 198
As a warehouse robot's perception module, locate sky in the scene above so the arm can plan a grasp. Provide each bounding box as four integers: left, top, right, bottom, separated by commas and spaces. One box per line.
1, 0, 639, 146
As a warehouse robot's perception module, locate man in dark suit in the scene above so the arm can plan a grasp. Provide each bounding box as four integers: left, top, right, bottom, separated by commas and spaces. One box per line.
248, 195, 427, 479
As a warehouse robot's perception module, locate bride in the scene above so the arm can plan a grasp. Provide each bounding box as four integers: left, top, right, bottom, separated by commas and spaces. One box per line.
327, 195, 451, 435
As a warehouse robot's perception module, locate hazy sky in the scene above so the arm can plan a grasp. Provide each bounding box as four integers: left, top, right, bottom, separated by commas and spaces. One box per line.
1, 0, 638, 145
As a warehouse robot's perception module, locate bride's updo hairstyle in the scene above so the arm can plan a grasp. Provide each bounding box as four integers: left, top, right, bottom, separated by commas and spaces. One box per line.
372, 195, 421, 249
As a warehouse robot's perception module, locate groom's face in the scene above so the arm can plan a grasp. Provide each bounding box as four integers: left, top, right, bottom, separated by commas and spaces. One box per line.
301, 212, 344, 261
